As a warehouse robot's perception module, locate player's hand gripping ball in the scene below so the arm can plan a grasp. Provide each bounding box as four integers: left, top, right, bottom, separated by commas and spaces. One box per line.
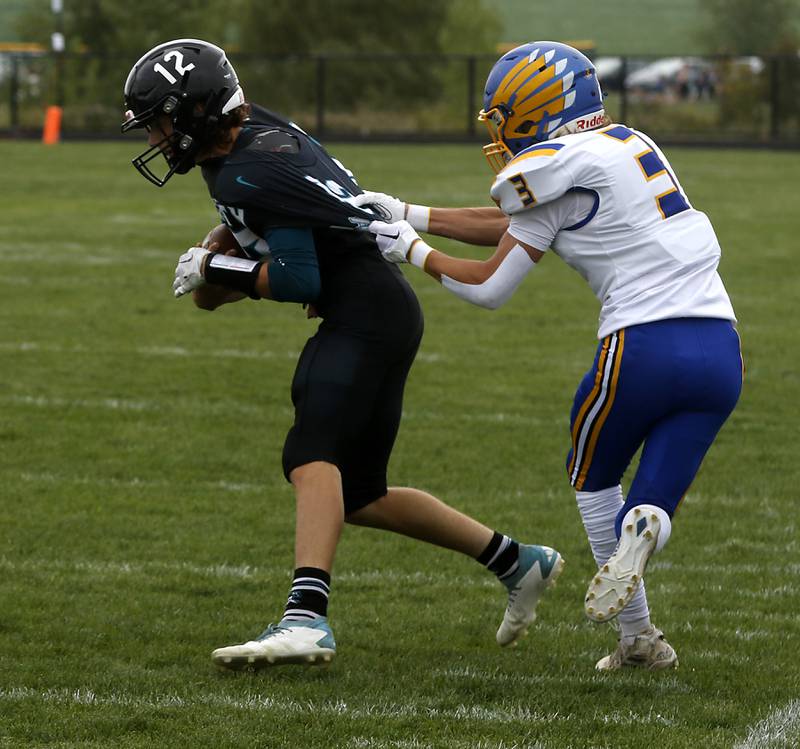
201, 223, 240, 253
173, 224, 242, 298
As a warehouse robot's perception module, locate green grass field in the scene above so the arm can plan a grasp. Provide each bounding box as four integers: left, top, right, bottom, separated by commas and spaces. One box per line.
2, 141, 799, 749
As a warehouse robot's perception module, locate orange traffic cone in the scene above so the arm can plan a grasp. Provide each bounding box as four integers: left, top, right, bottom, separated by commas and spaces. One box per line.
43, 105, 63, 144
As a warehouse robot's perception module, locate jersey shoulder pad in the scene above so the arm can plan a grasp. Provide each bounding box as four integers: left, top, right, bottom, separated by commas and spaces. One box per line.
490, 142, 574, 215
211, 154, 279, 204
212, 150, 370, 230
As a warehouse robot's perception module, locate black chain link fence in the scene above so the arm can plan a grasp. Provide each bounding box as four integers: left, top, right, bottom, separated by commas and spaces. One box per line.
1, 51, 798, 146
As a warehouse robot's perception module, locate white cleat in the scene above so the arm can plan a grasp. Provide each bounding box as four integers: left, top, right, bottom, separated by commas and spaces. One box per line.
211, 617, 336, 671
595, 625, 678, 671
496, 544, 565, 647
585, 508, 659, 623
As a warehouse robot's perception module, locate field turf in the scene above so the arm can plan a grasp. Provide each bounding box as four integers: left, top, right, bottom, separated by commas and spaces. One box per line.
1, 141, 799, 748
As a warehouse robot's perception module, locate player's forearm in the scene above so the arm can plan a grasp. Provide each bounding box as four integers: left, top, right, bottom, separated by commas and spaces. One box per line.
421, 249, 496, 284
192, 284, 247, 310
254, 263, 274, 300
418, 239, 538, 311
192, 253, 274, 304
427, 207, 508, 247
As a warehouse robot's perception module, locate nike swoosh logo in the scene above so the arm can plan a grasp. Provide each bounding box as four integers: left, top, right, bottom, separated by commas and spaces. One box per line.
382, 231, 400, 240
236, 175, 261, 189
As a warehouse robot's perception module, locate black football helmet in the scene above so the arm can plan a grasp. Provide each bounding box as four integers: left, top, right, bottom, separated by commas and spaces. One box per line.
121, 38, 245, 186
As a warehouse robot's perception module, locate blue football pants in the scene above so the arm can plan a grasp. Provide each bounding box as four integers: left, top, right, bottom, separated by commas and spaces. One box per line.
566, 317, 743, 535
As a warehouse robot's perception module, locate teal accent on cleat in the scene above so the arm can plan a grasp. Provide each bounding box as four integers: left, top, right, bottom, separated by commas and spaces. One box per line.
211, 616, 336, 671
584, 508, 659, 623
496, 544, 564, 647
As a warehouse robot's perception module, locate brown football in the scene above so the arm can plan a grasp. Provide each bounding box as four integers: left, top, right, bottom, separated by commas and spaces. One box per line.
201, 223, 241, 253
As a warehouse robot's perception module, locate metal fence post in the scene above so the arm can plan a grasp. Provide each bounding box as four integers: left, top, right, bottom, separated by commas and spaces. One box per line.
10, 55, 20, 133
769, 56, 780, 141
467, 56, 477, 136
620, 56, 628, 124
316, 55, 326, 137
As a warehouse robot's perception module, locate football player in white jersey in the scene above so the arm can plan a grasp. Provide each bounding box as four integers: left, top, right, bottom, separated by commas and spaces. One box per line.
357, 41, 743, 671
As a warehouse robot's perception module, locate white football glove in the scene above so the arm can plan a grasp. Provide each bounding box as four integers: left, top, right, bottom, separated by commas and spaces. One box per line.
368, 220, 423, 264
173, 246, 210, 298
352, 190, 406, 223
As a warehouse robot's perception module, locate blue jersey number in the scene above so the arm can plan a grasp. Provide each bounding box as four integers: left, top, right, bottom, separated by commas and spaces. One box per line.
602, 125, 690, 220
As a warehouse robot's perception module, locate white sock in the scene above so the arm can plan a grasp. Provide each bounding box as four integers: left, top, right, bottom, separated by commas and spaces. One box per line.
576, 486, 652, 637
576, 486, 623, 566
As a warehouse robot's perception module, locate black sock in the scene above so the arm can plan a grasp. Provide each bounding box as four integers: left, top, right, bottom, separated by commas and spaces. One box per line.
477, 532, 520, 581
282, 567, 331, 622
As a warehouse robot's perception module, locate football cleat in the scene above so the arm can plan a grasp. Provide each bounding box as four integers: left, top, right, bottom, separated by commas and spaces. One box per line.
584, 508, 659, 622
595, 625, 678, 671
496, 544, 564, 647
211, 617, 336, 671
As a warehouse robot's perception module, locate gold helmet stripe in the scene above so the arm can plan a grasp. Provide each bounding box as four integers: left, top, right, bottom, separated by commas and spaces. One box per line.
492, 54, 542, 108
510, 63, 556, 106
516, 78, 567, 119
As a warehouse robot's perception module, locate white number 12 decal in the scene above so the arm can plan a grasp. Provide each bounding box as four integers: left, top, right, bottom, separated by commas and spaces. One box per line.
154, 50, 195, 84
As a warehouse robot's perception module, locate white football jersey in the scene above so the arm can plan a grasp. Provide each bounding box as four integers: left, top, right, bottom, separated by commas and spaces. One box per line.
491, 124, 736, 338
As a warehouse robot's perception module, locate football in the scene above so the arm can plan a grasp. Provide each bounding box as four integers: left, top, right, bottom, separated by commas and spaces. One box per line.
201, 223, 241, 254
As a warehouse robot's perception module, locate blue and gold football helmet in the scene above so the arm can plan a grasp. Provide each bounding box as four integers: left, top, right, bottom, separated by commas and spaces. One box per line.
478, 41, 605, 172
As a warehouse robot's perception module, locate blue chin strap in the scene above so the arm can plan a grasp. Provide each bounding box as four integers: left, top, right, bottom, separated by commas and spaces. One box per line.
534, 111, 552, 143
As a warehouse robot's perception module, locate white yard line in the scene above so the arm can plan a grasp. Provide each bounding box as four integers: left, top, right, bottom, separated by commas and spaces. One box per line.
0, 684, 680, 730
1, 392, 551, 427
17, 470, 272, 494
0, 685, 567, 725
0, 393, 288, 417
0, 341, 444, 363
434, 666, 691, 697
0, 340, 301, 360
0, 556, 497, 588
734, 701, 800, 749
347, 741, 549, 749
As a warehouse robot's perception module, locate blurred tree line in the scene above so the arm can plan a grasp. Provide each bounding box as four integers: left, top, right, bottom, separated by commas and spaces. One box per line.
15, 0, 501, 132
700, 0, 800, 135
11, 0, 799, 138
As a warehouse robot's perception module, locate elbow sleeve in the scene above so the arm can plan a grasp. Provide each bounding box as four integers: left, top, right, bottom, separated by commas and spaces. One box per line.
268, 258, 321, 303
441, 244, 536, 310
264, 227, 321, 303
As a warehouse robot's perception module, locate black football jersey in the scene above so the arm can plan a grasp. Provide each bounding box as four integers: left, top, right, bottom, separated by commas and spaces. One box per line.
200, 106, 381, 254
200, 106, 418, 336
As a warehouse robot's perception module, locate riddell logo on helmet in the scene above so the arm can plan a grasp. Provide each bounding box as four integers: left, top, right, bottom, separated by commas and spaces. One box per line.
576, 114, 605, 130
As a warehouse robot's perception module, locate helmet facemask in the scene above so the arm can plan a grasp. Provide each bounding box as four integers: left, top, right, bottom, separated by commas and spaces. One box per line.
478, 106, 515, 174
121, 39, 246, 187
122, 95, 198, 186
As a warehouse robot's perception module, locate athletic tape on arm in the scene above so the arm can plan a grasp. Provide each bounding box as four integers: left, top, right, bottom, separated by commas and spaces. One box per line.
441, 244, 535, 310
205, 253, 262, 299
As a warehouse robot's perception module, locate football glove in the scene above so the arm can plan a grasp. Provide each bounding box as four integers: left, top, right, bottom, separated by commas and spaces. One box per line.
368, 220, 424, 264
352, 190, 406, 223
173, 246, 210, 298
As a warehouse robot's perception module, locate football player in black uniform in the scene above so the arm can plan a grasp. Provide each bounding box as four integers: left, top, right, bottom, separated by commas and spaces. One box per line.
122, 39, 563, 670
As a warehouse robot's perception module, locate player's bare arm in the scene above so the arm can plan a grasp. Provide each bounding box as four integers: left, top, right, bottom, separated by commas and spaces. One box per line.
173, 231, 275, 304
191, 256, 271, 310
369, 219, 543, 310
192, 242, 248, 310
351, 190, 507, 247
427, 206, 508, 247
422, 229, 543, 282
